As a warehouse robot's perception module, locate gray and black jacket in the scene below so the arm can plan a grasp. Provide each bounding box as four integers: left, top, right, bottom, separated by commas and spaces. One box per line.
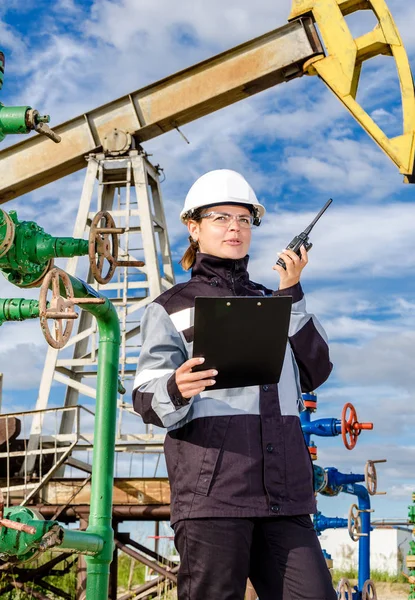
133, 253, 332, 525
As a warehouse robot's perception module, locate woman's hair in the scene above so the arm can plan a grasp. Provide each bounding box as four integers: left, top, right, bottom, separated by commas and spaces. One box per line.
179, 208, 204, 271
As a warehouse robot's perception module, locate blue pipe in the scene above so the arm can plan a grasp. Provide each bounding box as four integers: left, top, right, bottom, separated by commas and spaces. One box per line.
300, 392, 372, 597
300, 411, 341, 446
314, 511, 348, 532
324, 469, 371, 591
341, 483, 372, 592
326, 467, 365, 488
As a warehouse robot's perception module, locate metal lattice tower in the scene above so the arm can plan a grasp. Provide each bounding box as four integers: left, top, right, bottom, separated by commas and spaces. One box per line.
23, 143, 173, 476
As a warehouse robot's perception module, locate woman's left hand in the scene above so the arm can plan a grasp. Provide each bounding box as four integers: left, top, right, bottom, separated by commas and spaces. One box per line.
273, 245, 308, 290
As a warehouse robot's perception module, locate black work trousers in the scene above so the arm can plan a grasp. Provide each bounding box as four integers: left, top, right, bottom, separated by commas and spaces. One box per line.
173, 516, 337, 600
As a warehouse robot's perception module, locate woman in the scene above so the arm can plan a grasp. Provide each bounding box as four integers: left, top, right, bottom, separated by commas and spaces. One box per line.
133, 169, 336, 600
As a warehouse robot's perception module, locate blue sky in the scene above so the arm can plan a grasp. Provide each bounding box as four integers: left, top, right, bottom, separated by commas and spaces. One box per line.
0, 0, 415, 529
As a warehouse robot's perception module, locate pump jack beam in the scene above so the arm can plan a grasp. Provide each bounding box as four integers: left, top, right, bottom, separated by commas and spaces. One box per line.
1, 1, 413, 196
0, 18, 322, 202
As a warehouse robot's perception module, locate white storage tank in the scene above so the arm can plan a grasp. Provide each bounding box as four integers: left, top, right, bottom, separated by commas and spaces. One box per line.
318, 527, 412, 575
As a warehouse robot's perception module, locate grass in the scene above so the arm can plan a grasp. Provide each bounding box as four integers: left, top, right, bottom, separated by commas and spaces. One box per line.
332, 568, 409, 585
117, 554, 146, 589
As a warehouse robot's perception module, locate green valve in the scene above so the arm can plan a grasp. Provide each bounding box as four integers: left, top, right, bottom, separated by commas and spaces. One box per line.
0, 507, 103, 563
0, 298, 40, 325
0, 507, 62, 563
0, 209, 89, 287
0, 105, 59, 143
0, 104, 31, 139
0, 47, 60, 143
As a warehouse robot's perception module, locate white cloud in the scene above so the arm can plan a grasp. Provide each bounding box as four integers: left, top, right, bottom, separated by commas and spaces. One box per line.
332, 330, 415, 391
305, 288, 378, 319
248, 202, 415, 287
325, 317, 399, 342
370, 108, 396, 126
388, 483, 415, 500
0, 19, 27, 64
283, 136, 401, 198
0, 343, 45, 390
86, 0, 292, 53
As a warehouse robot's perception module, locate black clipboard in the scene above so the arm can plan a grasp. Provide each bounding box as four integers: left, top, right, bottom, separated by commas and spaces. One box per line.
192, 295, 292, 390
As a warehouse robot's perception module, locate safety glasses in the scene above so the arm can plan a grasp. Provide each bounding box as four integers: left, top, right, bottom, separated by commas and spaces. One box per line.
199, 212, 254, 229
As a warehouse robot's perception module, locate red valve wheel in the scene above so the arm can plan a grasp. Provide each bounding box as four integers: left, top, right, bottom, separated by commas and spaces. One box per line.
341, 403, 358, 450
89, 211, 119, 285
341, 402, 373, 450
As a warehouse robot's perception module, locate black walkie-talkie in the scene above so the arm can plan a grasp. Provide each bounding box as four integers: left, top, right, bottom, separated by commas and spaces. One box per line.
276, 199, 333, 269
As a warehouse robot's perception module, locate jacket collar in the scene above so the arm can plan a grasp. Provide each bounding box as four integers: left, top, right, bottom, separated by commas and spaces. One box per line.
191, 252, 250, 284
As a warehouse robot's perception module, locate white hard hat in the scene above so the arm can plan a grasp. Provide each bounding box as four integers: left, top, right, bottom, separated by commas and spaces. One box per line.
180, 169, 266, 226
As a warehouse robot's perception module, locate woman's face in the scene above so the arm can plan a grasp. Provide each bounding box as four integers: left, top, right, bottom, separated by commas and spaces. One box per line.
188, 204, 252, 260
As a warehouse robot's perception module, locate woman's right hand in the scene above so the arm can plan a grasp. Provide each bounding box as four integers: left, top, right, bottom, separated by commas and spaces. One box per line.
175, 357, 217, 399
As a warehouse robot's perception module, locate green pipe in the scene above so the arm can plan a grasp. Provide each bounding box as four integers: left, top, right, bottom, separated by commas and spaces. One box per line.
0, 298, 40, 324
59, 529, 104, 555
0, 276, 120, 597
0, 105, 30, 137
68, 276, 120, 599
35, 236, 89, 261
0, 509, 103, 559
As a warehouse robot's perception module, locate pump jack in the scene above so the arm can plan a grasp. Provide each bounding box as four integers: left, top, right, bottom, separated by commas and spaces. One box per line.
0, 0, 414, 203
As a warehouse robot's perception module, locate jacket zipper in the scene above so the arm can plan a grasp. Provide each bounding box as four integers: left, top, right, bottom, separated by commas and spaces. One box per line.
229, 264, 236, 295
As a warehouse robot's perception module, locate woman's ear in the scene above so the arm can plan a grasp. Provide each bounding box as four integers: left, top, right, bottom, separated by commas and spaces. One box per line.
187, 220, 199, 242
